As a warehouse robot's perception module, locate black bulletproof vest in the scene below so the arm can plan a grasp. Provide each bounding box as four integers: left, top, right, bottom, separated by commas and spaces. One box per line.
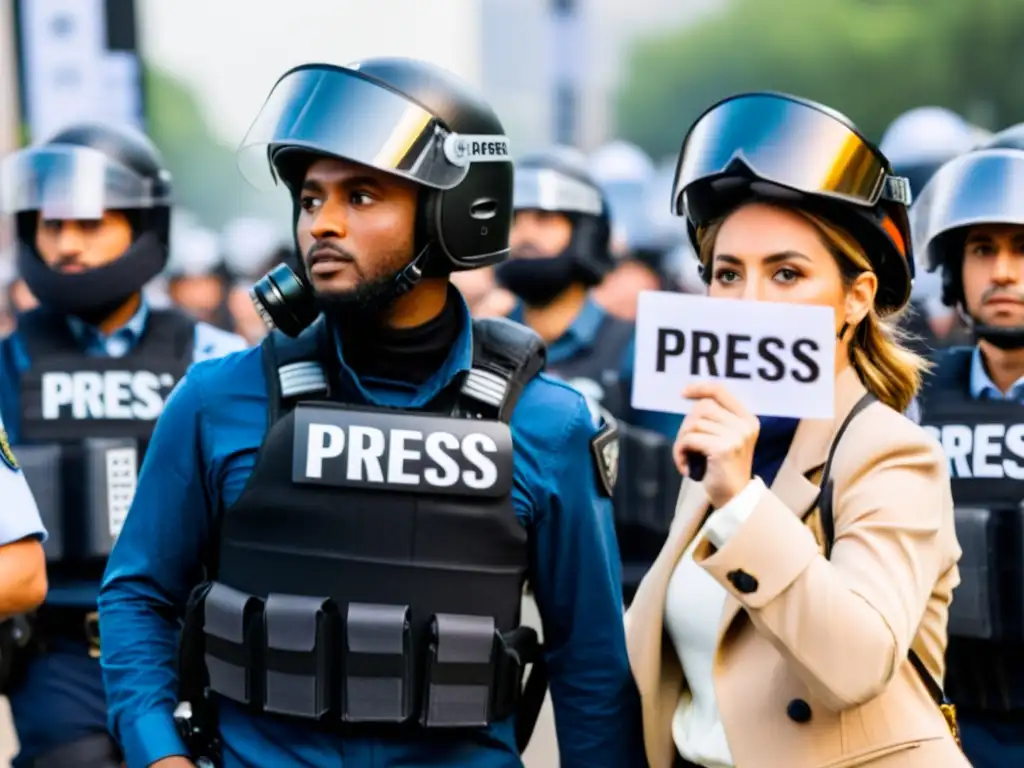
546, 312, 633, 420
919, 347, 1024, 711
199, 317, 545, 731
14, 307, 194, 567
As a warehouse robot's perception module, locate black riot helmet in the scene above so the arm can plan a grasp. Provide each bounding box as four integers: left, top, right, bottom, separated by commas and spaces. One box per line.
673, 92, 915, 316
0, 122, 173, 319
510, 146, 612, 280
240, 59, 514, 337
911, 148, 1024, 349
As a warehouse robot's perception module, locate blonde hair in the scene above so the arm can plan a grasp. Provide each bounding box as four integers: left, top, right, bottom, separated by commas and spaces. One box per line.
698, 206, 930, 414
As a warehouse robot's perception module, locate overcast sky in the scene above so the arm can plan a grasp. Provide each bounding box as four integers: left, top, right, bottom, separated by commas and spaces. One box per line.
139, 0, 484, 147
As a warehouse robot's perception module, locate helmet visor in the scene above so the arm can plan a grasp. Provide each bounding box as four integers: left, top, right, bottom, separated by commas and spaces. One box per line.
673, 93, 911, 221
1, 144, 168, 219
238, 65, 511, 191
912, 150, 1024, 272
514, 166, 604, 216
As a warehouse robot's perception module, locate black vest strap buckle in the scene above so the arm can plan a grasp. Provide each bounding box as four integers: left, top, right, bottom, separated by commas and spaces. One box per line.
263, 594, 335, 719
342, 603, 414, 723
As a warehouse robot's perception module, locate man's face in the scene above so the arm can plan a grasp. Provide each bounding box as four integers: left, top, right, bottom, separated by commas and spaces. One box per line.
295, 157, 418, 307
509, 209, 573, 259
961, 223, 1024, 327
34, 210, 133, 272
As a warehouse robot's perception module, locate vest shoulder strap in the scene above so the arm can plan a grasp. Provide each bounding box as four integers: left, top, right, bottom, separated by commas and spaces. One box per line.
261, 318, 330, 423
599, 313, 635, 353
460, 317, 547, 423
144, 308, 197, 360
920, 346, 973, 406
15, 308, 77, 357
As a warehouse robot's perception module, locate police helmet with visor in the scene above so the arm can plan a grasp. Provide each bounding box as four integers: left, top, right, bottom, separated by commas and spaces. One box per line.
911, 147, 1024, 348
0, 122, 172, 318
510, 146, 612, 283
672, 91, 915, 316
240, 59, 515, 336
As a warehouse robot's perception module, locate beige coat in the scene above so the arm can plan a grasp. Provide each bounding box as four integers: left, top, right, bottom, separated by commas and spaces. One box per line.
625, 367, 967, 768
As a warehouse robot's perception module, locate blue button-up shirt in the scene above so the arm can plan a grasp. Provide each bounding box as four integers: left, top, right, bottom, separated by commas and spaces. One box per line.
0, 411, 47, 546
0, 300, 248, 607
970, 346, 1024, 402
99, 296, 643, 768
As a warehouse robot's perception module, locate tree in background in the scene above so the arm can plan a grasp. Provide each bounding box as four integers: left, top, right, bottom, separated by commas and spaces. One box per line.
616, 0, 1024, 160
144, 65, 287, 231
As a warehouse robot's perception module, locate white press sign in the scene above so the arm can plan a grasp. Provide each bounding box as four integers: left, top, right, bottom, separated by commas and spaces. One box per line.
631, 291, 836, 419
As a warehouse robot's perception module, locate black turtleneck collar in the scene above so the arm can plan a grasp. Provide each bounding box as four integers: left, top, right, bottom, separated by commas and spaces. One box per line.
334, 284, 462, 386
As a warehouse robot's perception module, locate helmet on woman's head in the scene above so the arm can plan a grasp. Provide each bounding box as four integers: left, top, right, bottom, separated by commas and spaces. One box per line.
671, 92, 914, 316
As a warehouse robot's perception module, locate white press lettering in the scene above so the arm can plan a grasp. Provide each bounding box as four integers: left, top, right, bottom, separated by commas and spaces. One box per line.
41, 372, 73, 419
74, 372, 104, 419
131, 372, 164, 419
305, 424, 345, 479
387, 429, 422, 485
423, 432, 460, 487
103, 371, 134, 419
347, 426, 385, 482
941, 424, 973, 478
1006, 424, 1024, 479
39, 370, 173, 420
973, 423, 1005, 478
461, 433, 498, 489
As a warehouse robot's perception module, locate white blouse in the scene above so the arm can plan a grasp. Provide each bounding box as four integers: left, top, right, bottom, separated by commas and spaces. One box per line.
662, 477, 765, 768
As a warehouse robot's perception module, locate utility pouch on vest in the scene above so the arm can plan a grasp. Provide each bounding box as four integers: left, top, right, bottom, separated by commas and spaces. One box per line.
15, 444, 64, 560
342, 603, 413, 723
420, 613, 498, 728
203, 583, 263, 707
947, 507, 1006, 640
615, 424, 678, 536
263, 594, 335, 719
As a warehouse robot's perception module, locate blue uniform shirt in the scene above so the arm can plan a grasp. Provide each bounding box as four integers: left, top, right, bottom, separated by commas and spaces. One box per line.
0, 411, 47, 546
970, 346, 1024, 402
0, 299, 248, 607
99, 296, 644, 768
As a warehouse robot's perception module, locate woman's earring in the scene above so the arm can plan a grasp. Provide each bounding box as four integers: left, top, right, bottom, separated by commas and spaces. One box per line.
836, 322, 849, 341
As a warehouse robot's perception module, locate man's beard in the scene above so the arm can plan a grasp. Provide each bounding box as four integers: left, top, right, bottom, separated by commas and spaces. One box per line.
314, 269, 401, 325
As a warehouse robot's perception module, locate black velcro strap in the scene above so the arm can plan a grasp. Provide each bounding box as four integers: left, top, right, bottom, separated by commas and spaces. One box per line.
463, 317, 547, 422
429, 660, 494, 688
347, 651, 408, 679
204, 633, 249, 669
262, 318, 328, 423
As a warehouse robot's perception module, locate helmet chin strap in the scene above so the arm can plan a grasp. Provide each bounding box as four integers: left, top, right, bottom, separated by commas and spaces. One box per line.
390, 243, 432, 300
956, 303, 1024, 350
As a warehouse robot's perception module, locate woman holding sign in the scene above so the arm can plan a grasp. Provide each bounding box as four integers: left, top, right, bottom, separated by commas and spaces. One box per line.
625, 92, 966, 768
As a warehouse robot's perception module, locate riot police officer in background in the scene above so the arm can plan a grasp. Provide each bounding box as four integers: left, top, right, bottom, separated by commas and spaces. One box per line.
0, 122, 246, 768
911, 139, 1024, 766
881, 107, 987, 352
98, 59, 642, 768
165, 214, 235, 331
499, 147, 682, 601
498, 146, 632, 417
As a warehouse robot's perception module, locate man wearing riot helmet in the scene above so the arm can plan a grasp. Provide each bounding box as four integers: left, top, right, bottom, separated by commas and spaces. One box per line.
0, 122, 246, 768
98, 59, 642, 768
498, 146, 633, 416
881, 107, 987, 351
911, 139, 1024, 766
498, 147, 679, 602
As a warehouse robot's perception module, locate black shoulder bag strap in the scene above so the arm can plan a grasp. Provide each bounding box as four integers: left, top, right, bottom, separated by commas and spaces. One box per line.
817, 393, 961, 748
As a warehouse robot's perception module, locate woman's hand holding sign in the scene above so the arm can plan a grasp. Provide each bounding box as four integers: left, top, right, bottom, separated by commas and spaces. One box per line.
675, 381, 759, 508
